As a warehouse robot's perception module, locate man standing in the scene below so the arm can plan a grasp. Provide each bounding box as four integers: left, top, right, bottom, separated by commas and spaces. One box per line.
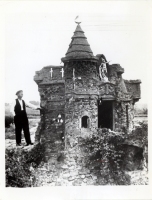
10, 90, 40, 146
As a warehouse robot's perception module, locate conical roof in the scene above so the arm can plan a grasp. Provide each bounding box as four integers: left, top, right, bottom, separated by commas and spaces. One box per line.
61, 23, 98, 62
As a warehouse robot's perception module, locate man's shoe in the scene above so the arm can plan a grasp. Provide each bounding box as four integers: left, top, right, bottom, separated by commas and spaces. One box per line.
16, 143, 22, 146
26, 142, 34, 146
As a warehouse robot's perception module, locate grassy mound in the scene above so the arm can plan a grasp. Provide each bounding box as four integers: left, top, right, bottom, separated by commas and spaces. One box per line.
6, 143, 45, 187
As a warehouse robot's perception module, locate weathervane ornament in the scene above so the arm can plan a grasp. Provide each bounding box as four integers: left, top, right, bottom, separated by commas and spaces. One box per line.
75, 16, 81, 24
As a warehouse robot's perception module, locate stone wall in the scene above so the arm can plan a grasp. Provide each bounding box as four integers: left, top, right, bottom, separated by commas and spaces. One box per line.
34, 66, 65, 161
114, 101, 135, 133
44, 128, 142, 186
65, 98, 98, 148
34, 59, 141, 161
64, 60, 99, 143
124, 80, 141, 99
108, 64, 124, 84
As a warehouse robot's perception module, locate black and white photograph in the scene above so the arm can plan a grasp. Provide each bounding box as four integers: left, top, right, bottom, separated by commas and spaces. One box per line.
1, 0, 152, 199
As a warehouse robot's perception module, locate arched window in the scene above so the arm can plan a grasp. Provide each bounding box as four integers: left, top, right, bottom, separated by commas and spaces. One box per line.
81, 116, 89, 128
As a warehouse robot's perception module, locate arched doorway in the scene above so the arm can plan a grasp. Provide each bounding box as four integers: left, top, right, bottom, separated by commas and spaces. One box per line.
81, 116, 89, 128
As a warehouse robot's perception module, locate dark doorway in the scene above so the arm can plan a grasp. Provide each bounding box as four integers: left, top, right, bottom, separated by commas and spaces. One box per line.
98, 101, 113, 129
82, 116, 89, 128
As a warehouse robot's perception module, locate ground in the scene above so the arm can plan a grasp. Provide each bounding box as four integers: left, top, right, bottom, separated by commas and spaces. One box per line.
126, 170, 148, 185
5, 116, 148, 186
5, 118, 40, 149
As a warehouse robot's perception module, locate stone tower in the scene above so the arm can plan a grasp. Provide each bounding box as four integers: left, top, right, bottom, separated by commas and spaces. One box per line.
34, 22, 141, 152
61, 22, 100, 142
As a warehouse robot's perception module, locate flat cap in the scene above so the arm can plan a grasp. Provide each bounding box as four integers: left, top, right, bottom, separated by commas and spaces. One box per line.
16, 90, 23, 95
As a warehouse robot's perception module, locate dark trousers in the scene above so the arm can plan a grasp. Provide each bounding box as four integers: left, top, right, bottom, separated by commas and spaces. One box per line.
14, 111, 31, 144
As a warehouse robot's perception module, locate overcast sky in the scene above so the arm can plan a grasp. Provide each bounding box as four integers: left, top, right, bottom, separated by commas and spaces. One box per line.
2, 1, 152, 104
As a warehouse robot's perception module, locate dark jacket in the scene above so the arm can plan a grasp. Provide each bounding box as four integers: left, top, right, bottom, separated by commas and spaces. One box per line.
14, 99, 26, 115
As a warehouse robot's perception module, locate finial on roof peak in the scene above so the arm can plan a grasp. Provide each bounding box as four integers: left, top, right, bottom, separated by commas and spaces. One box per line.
75, 16, 81, 25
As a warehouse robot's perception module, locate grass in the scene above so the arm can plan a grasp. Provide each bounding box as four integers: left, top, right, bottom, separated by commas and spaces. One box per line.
5, 119, 40, 140
6, 143, 45, 187
5, 125, 16, 140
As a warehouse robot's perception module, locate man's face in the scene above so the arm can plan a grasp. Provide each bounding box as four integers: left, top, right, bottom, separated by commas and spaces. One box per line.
18, 91, 23, 99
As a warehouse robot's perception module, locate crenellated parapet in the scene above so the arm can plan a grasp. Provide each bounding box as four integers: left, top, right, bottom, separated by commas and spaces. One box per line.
34, 65, 64, 85
124, 79, 141, 102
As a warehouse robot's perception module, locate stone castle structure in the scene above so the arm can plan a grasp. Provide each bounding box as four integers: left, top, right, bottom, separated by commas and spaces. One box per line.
34, 22, 141, 148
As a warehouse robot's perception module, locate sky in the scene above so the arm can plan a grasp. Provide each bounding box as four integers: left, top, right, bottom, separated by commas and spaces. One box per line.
2, 1, 152, 104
